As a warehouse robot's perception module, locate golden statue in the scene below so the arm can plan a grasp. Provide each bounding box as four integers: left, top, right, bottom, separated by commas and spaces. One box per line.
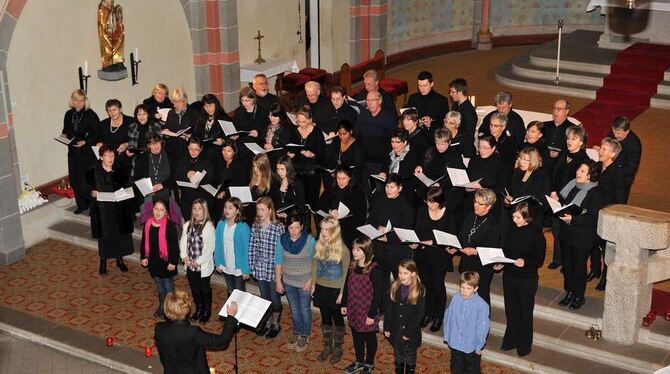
97, 0, 126, 72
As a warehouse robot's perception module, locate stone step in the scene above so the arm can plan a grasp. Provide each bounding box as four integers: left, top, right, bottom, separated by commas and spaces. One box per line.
513, 55, 606, 87
46, 215, 670, 374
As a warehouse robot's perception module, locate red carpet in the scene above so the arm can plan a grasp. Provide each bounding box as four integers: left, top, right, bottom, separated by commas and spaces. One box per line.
651, 288, 670, 316
573, 43, 670, 145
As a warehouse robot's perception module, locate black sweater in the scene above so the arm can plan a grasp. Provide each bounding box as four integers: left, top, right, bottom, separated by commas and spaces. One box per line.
559, 186, 603, 248
502, 224, 546, 278
457, 212, 502, 272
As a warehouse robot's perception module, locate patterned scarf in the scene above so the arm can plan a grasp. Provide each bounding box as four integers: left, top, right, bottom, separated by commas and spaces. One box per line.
389, 144, 411, 174
187, 223, 203, 271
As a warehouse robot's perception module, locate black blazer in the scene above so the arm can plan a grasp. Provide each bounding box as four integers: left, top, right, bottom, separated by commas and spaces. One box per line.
154, 317, 238, 374
384, 286, 426, 348
598, 162, 626, 206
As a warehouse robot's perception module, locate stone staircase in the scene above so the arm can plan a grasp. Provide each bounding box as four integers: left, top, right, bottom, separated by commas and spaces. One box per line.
46, 203, 670, 373
496, 30, 670, 110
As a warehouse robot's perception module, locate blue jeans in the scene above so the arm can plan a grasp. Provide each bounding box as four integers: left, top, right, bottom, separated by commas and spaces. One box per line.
153, 276, 175, 295
284, 284, 312, 337
223, 273, 246, 295
257, 279, 282, 313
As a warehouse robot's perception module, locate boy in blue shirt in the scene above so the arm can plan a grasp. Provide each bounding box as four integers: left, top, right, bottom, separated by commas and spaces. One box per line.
443, 271, 490, 374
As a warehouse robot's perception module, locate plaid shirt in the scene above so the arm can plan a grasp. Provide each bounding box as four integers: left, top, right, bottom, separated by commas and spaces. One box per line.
249, 222, 285, 281
186, 224, 203, 272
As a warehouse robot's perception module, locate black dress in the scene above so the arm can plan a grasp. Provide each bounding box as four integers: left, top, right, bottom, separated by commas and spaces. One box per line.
175, 155, 214, 221
289, 127, 325, 208
457, 211, 502, 305
413, 206, 456, 319
164, 107, 202, 182
62, 107, 100, 210
210, 158, 249, 220
232, 105, 269, 162
271, 179, 306, 214
337, 140, 365, 187
507, 169, 550, 228
88, 162, 134, 259
96, 115, 134, 148
420, 146, 466, 225
194, 112, 231, 164
465, 153, 508, 218
316, 182, 367, 247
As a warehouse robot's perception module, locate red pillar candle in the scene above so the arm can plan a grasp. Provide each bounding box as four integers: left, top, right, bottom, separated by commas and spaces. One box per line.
106, 337, 114, 347
665, 310, 670, 321
642, 317, 652, 327
144, 346, 153, 357
647, 311, 656, 321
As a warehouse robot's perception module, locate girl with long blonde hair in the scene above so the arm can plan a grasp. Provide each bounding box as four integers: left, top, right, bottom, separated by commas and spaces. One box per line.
384, 259, 425, 374
312, 216, 350, 364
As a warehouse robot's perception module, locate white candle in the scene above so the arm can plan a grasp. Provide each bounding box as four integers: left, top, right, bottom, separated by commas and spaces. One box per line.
134, 47, 139, 61
84, 60, 88, 76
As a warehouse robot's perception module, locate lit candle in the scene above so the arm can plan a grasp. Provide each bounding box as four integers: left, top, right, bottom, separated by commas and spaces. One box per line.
84, 60, 88, 76
134, 47, 139, 61
105, 337, 113, 347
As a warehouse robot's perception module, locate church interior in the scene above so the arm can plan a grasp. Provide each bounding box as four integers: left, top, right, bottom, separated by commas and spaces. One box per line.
1, 0, 670, 373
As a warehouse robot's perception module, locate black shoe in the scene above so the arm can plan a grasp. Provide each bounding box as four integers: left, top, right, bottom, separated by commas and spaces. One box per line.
395, 363, 405, 374
500, 345, 514, 352
429, 318, 442, 332
190, 308, 202, 321
99, 258, 107, 275
406, 364, 416, 374
548, 262, 561, 269
558, 292, 574, 306
116, 257, 128, 272
596, 271, 607, 291
73, 206, 88, 215
586, 271, 601, 282
266, 324, 281, 339
569, 297, 585, 310
256, 324, 269, 336
199, 290, 212, 323
517, 348, 531, 357
420, 315, 431, 328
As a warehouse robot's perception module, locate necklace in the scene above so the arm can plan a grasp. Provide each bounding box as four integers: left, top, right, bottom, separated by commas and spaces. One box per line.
468, 215, 488, 243
151, 153, 162, 181
109, 118, 122, 133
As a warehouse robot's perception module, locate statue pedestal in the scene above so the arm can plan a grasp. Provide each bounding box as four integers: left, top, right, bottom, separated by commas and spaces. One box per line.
97, 68, 128, 82
598, 205, 670, 346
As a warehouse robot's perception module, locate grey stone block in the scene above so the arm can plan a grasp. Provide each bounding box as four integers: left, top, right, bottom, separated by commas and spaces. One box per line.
0, 213, 24, 264
193, 65, 211, 96
219, 25, 239, 53
190, 29, 208, 55
0, 15, 16, 54
219, 0, 238, 28
0, 174, 19, 216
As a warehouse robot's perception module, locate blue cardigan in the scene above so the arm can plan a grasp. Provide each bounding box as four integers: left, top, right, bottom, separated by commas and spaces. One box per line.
214, 220, 251, 274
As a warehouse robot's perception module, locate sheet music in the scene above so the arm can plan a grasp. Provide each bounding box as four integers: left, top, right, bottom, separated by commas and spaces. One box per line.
134, 177, 154, 196
370, 174, 386, 183
433, 229, 462, 248
174, 127, 191, 137
477, 247, 515, 266
510, 195, 539, 205
245, 142, 282, 154
356, 220, 392, 240
91, 145, 100, 157
337, 202, 350, 218
447, 168, 481, 188
414, 173, 444, 187
323, 132, 338, 142
276, 204, 296, 213
200, 184, 221, 197
393, 228, 421, 244
54, 135, 74, 146
190, 170, 206, 185
229, 186, 255, 203
399, 107, 416, 115
219, 289, 272, 328
586, 148, 599, 162
286, 112, 297, 126
158, 108, 171, 122
462, 156, 471, 168
96, 187, 135, 202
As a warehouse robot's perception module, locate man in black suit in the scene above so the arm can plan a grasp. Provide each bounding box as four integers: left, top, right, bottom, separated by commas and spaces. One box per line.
448, 78, 477, 140
155, 290, 239, 374
610, 116, 642, 202
407, 70, 449, 138
252, 73, 280, 110
542, 99, 577, 173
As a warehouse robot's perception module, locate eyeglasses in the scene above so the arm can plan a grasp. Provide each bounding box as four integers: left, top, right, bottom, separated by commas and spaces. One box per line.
366, 98, 381, 102
490, 124, 504, 128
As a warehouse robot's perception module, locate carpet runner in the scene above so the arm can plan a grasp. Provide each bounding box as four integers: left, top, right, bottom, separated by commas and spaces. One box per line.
573, 42, 670, 145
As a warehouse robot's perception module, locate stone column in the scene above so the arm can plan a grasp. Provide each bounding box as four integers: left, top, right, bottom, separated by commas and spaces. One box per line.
349, 0, 387, 65
475, 0, 492, 50
598, 205, 670, 346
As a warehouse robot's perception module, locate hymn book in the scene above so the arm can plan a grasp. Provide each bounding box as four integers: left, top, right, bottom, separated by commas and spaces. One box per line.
200, 184, 224, 197
414, 172, 445, 187
393, 228, 422, 245
134, 177, 155, 196
315, 202, 351, 220
96, 187, 134, 202
176, 170, 207, 189
219, 289, 272, 329
509, 195, 543, 206
54, 135, 74, 146
357, 220, 392, 240
586, 148, 599, 162
245, 143, 282, 155
447, 168, 482, 188
157, 108, 171, 122
545, 195, 585, 216
219, 120, 248, 136
229, 186, 255, 204
433, 229, 462, 249
477, 247, 515, 266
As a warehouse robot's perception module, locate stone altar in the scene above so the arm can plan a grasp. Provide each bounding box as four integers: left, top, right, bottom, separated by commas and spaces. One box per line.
588, 0, 670, 49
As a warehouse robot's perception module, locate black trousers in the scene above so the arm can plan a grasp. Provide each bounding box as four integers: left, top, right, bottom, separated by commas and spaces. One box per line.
415, 246, 450, 318
374, 244, 412, 290
186, 271, 212, 306
551, 218, 562, 264
450, 347, 481, 374
502, 272, 538, 355
298, 171, 321, 208
68, 150, 93, 210
561, 242, 589, 298
351, 328, 377, 364
588, 243, 602, 275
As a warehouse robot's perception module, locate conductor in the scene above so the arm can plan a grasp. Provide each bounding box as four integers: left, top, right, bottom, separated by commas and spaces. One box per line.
154, 289, 238, 373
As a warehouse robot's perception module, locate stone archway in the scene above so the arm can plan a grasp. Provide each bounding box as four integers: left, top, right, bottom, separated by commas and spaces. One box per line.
0, 0, 240, 264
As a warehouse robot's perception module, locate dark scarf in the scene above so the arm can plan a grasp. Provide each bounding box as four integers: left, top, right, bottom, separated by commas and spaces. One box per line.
280, 230, 309, 255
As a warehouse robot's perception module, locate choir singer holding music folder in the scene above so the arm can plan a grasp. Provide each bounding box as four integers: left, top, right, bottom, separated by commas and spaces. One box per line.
155, 289, 238, 374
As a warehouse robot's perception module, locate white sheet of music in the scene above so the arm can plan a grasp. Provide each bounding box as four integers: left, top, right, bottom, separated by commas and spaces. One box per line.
174, 126, 191, 137
370, 174, 386, 183
399, 107, 416, 114
586, 148, 599, 162
356, 220, 391, 239
200, 184, 220, 197
245, 143, 282, 154
229, 186, 254, 203
91, 145, 100, 157
54, 135, 74, 145
447, 168, 481, 188
393, 228, 420, 243
134, 177, 154, 196
433, 229, 462, 248
219, 289, 271, 328
219, 120, 246, 136
477, 247, 515, 266
286, 112, 297, 126
414, 172, 444, 187
96, 187, 135, 202
158, 108, 171, 122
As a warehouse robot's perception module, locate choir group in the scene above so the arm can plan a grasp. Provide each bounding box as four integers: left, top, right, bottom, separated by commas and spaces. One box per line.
60, 69, 642, 374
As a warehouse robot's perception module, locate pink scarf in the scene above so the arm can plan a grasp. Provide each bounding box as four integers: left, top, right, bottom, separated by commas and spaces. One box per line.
144, 216, 169, 261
